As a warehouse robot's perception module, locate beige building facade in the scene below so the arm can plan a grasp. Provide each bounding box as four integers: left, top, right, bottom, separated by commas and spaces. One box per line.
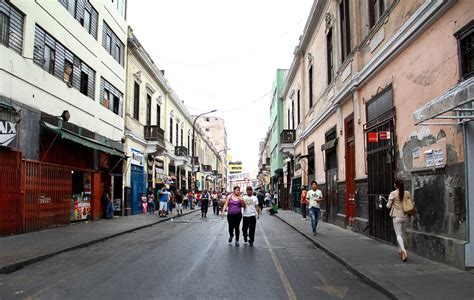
281, 0, 473, 269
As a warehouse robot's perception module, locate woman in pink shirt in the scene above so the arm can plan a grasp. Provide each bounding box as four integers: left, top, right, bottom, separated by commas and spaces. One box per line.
221, 186, 247, 246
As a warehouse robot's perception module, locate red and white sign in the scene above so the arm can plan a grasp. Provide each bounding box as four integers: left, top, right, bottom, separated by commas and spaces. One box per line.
368, 132, 378, 143
379, 131, 391, 140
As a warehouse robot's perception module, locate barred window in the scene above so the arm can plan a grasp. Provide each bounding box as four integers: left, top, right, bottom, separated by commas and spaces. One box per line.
455, 21, 474, 80
0, 0, 24, 54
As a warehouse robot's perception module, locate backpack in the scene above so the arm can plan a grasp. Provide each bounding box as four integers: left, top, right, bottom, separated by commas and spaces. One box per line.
402, 191, 416, 216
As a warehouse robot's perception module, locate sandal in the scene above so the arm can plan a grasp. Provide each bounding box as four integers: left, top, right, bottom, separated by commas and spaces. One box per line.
402, 250, 408, 262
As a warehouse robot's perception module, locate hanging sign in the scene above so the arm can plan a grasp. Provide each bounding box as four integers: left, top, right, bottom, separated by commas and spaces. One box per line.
130, 149, 144, 166
0, 120, 17, 148
368, 132, 378, 143
379, 131, 391, 140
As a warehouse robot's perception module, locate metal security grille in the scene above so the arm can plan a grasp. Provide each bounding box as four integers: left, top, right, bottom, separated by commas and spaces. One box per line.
365, 111, 396, 243
23, 160, 72, 233
0, 150, 21, 235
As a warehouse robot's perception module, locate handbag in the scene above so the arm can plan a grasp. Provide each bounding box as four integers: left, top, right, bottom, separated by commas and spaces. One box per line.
402, 192, 416, 216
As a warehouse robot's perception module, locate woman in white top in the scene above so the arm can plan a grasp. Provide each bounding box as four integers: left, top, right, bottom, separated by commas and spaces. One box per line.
386, 179, 410, 262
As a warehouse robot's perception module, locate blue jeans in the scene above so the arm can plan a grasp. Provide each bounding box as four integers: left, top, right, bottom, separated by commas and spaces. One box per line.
105, 201, 114, 219
309, 207, 320, 234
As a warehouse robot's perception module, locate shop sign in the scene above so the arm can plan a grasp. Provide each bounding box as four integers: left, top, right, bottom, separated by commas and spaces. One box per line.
368, 132, 378, 143
379, 131, 391, 140
0, 119, 17, 148
131, 149, 144, 166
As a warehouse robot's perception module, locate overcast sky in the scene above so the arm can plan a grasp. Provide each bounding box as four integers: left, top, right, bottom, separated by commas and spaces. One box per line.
127, 0, 314, 173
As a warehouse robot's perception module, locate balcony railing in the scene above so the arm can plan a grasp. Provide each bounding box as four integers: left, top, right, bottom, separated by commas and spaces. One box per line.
144, 125, 165, 142
175, 146, 188, 157
202, 165, 213, 173
280, 129, 296, 144
191, 156, 200, 165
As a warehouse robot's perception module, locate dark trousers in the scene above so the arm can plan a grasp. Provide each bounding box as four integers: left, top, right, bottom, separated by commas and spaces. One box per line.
301, 203, 307, 218
201, 202, 208, 217
227, 213, 242, 241
212, 203, 219, 215
242, 216, 257, 243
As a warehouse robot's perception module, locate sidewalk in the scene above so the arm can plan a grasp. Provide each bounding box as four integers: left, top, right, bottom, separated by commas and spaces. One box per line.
0, 209, 198, 274
275, 210, 474, 300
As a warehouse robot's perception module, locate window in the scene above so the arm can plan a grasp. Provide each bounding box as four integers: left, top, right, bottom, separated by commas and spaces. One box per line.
181, 129, 184, 146
156, 105, 161, 128
0, 12, 9, 47
340, 0, 351, 62
287, 109, 291, 130
67, 0, 76, 16
82, 9, 91, 32
115, 44, 120, 64
43, 45, 55, 75
146, 94, 151, 125
176, 123, 179, 146
63, 60, 73, 85
455, 21, 474, 80
327, 28, 334, 84
291, 100, 295, 129
368, 0, 386, 29
112, 95, 120, 115
105, 34, 112, 52
188, 134, 190, 151
133, 82, 140, 120
169, 118, 173, 144
309, 65, 313, 108
80, 71, 88, 95
297, 90, 301, 124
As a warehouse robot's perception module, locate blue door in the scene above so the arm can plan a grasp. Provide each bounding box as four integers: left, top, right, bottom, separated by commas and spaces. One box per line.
131, 166, 146, 215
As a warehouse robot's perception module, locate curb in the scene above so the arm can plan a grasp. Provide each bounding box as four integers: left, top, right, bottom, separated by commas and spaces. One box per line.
274, 214, 404, 300
0, 209, 199, 275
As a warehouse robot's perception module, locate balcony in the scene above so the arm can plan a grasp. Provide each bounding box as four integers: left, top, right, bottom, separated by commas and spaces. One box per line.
175, 146, 188, 157
191, 156, 200, 166
279, 129, 296, 158
144, 125, 164, 141
202, 164, 213, 173
172, 146, 189, 167
144, 125, 165, 154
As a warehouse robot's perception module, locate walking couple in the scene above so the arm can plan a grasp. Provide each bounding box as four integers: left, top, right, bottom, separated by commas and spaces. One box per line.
221, 186, 260, 247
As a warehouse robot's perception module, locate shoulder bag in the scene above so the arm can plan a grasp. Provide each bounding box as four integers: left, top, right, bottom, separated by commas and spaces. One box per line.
402, 191, 416, 216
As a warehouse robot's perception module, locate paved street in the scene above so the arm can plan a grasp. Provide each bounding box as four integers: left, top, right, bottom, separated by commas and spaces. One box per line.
0, 212, 385, 300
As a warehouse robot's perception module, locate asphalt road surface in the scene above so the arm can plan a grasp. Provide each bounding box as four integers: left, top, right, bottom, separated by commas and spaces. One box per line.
0, 211, 387, 300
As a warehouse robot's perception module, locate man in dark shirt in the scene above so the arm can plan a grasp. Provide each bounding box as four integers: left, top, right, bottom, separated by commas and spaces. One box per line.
201, 190, 209, 218
175, 190, 184, 216
257, 191, 265, 213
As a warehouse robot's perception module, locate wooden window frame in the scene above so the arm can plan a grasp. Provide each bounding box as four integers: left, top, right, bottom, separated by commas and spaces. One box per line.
156, 104, 161, 128
133, 82, 140, 120
146, 94, 151, 125
327, 28, 334, 84
455, 20, 474, 81
0, 12, 10, 47
169, 117, 173, 144
308, 65, 313, 108
368, 0, 386, 29
297, 89, 301, 124
340, 0, 351, 62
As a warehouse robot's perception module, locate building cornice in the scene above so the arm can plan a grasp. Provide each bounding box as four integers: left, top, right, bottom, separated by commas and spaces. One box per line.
296, 0, 455, 141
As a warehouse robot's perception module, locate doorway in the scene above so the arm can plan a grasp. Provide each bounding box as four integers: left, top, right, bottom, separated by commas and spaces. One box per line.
345, 115, 356, 227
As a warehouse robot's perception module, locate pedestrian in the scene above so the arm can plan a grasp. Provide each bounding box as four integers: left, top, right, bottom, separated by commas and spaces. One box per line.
148, 192, 155, 215
386, 179, 411, 262
168, 190, 174, 215
212, 190, 219, 215
265, 192, 272, 207
158, 187, 170, 217
141, 192, 148, 214
221, 186, 247, 246
306, 181, 323, 236
103, 188, 114, 219
175, 190, 184, 216
257, 190, 265, 214
300, 185, 308, 220
184, 190, 190, 210
201, 190, 210, 218
242, 186, 260, 246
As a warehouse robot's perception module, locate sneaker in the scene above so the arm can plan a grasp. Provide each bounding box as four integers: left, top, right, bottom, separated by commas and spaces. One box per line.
228, 236, 233, 243
235, 241, 239, 247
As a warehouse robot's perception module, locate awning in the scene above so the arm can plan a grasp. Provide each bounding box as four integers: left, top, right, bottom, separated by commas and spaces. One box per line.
413, 77, 474, 125
0, 96, 16, 112
41, 121, 126, 158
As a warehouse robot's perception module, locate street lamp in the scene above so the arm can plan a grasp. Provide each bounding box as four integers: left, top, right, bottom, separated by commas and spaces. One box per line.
191, 109, 217, 191
215, 148, 230, 192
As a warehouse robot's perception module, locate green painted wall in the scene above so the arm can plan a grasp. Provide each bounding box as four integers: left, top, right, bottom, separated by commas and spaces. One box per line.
269, 69, 287, 178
